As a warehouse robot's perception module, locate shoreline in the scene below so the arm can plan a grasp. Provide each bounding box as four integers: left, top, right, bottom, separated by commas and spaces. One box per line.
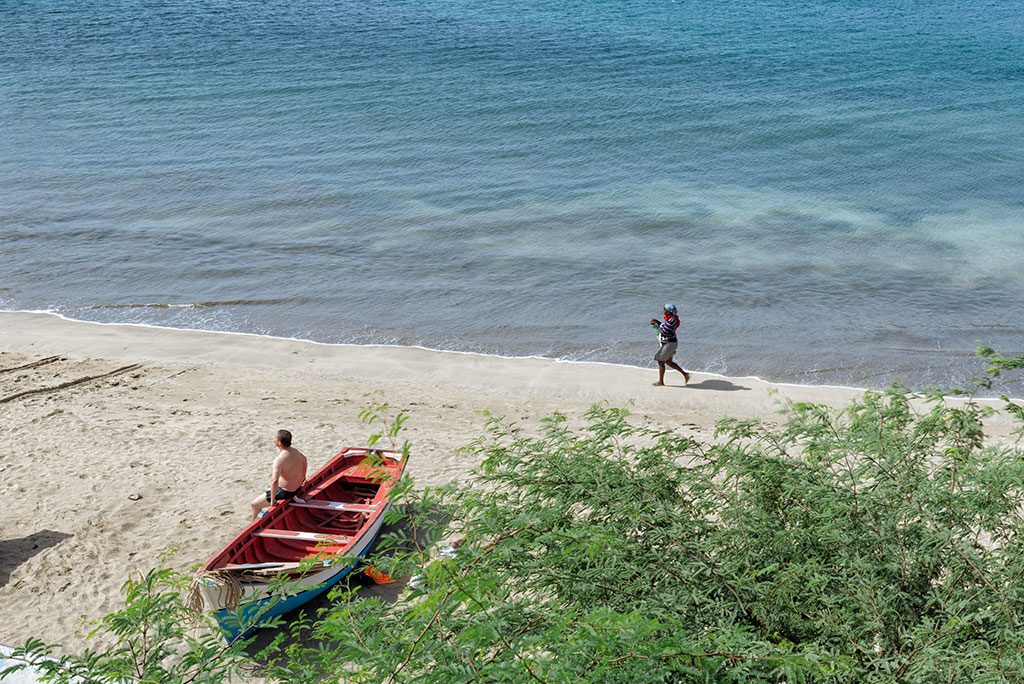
0, 311, 885, 412
2, 308, 931, 397
0, 310, 1019, 654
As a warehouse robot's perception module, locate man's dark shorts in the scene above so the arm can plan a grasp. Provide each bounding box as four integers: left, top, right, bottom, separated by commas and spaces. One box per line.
266, 487, 301, 503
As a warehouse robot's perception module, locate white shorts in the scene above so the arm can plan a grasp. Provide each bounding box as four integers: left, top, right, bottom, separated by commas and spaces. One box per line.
654, 342, 677, 362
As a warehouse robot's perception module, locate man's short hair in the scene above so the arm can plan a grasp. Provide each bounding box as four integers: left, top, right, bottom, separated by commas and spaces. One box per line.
276, 429, 292, 447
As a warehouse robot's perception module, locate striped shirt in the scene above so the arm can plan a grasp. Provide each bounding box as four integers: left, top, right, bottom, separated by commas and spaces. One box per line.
657, 315, 679, 344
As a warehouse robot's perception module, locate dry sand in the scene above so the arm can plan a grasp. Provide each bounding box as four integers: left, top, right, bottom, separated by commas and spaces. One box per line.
0, 310, 1017, 654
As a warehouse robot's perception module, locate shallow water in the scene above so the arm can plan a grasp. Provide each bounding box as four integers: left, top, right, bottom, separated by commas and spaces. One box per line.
2, 0, 1023, 394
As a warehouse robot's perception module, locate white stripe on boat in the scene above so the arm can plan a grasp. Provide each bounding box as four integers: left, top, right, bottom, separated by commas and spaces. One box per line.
254, 529, 351, 543
224, 561, 293, 570
290, 499, 380, 512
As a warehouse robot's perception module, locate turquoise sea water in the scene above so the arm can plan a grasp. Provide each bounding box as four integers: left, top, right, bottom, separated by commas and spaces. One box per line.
2, 0, 1023, 393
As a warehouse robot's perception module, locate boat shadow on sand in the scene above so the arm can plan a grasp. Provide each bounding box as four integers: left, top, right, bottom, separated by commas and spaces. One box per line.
0, 530, 73, 589
240, 504, 448, 661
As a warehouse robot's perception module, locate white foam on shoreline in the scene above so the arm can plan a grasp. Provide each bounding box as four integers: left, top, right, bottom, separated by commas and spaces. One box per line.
4, 308, 1018, 401
3, 308, 889, 395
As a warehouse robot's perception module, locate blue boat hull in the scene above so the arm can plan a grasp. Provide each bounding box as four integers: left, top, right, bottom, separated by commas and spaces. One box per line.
211, 522, 385, 641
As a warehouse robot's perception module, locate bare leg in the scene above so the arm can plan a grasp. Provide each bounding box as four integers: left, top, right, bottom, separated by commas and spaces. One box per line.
653, 361, 666, 386
251, 494, 269, 521
667, 360, 690, 385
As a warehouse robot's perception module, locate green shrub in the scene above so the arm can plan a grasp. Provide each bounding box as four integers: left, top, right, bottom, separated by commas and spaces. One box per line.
8, 355, 1024, 683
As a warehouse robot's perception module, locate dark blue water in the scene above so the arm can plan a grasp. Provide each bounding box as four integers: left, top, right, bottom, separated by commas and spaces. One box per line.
2, 0, 1024, 393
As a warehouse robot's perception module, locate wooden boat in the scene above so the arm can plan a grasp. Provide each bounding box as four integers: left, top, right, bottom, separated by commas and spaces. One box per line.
192, 447, 407, 640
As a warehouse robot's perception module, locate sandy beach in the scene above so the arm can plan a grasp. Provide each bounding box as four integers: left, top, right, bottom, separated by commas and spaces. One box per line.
0, 310, 1017, 654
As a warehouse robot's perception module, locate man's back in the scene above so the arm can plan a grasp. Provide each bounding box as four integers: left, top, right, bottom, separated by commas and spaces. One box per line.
275, 447, 307, 491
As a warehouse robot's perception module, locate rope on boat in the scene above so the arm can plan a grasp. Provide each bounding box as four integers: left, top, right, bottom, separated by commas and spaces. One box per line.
184, 561, 326, 622
185, 570, 245, 621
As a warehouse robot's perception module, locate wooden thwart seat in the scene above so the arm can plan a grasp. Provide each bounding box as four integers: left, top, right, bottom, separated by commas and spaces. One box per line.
254, 529, 351, 543
290, 499, 381, 513
224, 561, 294, 570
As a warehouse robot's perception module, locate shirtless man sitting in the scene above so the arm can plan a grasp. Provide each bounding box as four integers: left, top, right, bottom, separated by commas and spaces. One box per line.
250, 429, 308, 520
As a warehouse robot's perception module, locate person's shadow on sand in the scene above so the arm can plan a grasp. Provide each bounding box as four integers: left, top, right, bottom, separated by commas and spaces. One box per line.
0, 530, 73, 589
673, 379, 751, 392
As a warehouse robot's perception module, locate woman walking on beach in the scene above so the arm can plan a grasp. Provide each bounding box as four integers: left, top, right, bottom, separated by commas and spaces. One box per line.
650, 303, 690, 386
